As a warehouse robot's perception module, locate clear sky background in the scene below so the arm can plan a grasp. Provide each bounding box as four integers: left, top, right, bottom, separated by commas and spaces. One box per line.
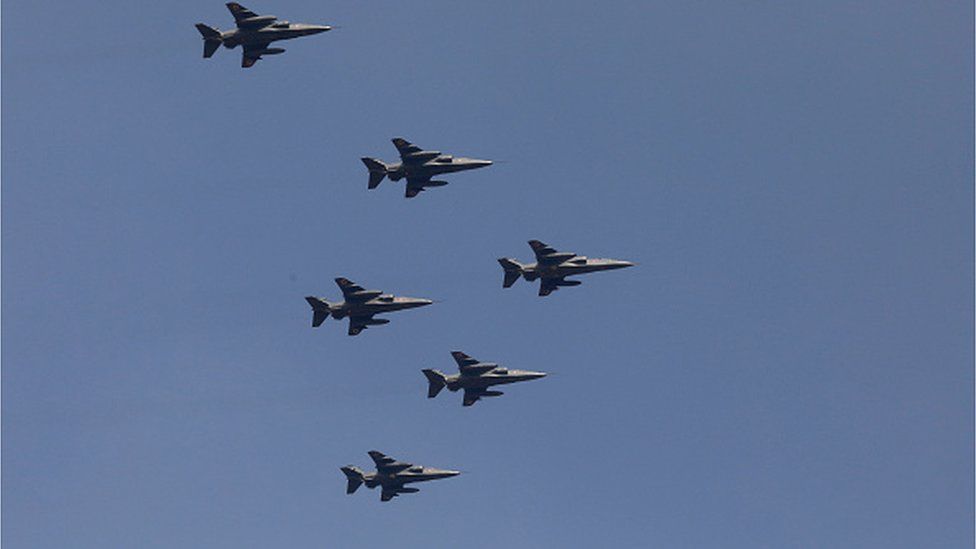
3, 1, 973, 547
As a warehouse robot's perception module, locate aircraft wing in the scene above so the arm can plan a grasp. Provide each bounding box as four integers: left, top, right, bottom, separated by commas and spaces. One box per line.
539, 277, 560, 297
463, 388, 487, 407
451, 351, 481, 368
368, 451, 412, 473
528, 240, 576, 265
405, 177, 430, 198
335, 277, 381, 302
241, 43, 269, 68
347, 315, 373, 336
451, 351, 496, 375
392, 137, 424, 159
226, 3, 274, 28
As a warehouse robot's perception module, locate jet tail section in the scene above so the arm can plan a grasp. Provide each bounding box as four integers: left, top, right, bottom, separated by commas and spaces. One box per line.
195, 24, 222, 58
341, 466, 365, 494
305, 296, 332, 327
361, 158, 390, 189
497, 258, 525, 288
422, 369, 448, 398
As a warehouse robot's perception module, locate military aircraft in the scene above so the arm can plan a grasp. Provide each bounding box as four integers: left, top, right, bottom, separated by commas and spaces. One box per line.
422, 351, 547, 407
305, 278, 432, 336
498, 240, 635, 296
195, 3, 331, 68
341, 451, 460, 502
361, 138, 493, 198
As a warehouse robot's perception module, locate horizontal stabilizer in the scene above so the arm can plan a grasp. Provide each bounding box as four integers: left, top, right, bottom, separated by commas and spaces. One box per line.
195, 24, 222, 59
422, 369, 447, 398
203, 39, 221, 58
312, 310, 328, 327
305, 296, 331, 327
195, 23, 221, 40
498, 258, 524, 288
361, 158, 389, 189
341, 466, 365, 494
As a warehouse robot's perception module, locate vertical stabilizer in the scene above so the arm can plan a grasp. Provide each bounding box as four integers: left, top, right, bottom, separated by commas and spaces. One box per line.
422, 369, 448, 398
305, 297, 332, 327
195, 24, 222, 58
361, 158, 391, 189
340, 466, 365, 494
497, 258, 525, 288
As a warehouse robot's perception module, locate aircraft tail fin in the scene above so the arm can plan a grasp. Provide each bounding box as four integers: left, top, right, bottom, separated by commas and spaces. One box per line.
340, 466, 365, 494
305, 296, 332, 327
422, 369, 448, 399
497, 258, 525, 288
195, 24, 222, 58
361, 158, 390, 189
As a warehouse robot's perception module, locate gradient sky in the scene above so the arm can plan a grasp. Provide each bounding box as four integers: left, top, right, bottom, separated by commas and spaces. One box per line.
3, 1, 973, 547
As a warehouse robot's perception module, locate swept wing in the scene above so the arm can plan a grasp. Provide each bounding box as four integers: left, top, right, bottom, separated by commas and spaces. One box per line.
528, 240, 577, 265
335, 277, 382, 302
226, 2, 276, 28
241, 42, 270, 68
451, 351, 497, 376
368, 451, 412, 473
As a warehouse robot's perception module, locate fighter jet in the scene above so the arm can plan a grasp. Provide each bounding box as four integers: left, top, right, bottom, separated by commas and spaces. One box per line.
195, 3, 331, 68
361, 138, 493, 198
498, 240, 635, 296
423, 351, 547, 407
305, 278, 432, 336
341, 451, 460, 502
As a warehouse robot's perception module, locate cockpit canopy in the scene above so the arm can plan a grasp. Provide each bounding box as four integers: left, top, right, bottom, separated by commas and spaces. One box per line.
407, 465, 423, 472
378, 295, 394, 303
569, 257, 588, 265
434, 155, 454, 163
271, 20, 290, 28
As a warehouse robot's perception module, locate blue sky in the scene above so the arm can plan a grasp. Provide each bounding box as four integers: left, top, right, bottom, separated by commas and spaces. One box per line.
3, 1, 972, 547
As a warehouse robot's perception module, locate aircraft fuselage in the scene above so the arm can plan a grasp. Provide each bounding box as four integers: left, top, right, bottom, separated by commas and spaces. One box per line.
445, 370, 547, 392
521, 258, 635, 282
219, 23, 332, 48
328, 296, 432, 320
385, 157, 493, 182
